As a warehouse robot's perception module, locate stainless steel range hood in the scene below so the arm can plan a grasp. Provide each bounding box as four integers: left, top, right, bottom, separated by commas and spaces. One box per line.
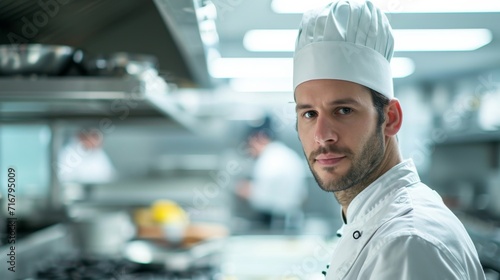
154, 0, 217, 89
0, 0, 221, 134
0, 0, 215, 89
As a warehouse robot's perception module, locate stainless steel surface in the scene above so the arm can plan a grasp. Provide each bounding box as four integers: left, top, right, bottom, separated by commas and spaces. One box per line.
0, 76, 215, 135
154, 0, 216, 88
0, 77, 157, 119
84, 52, 159, 77
0, 77, 142, 100
0, 44, 74, 76
0, 224, 74, 280
49, 122, 64, 213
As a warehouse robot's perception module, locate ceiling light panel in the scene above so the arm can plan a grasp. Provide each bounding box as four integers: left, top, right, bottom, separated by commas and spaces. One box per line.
243, 29, 493, 52
209, 58, 293, 78
210, 57, 415, 92
393, 29, 492, 51
272, 0, 500, 14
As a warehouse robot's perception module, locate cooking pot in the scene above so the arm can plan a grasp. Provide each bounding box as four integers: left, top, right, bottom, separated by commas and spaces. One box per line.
68, 209, 135, 256
0, 44, 75, 76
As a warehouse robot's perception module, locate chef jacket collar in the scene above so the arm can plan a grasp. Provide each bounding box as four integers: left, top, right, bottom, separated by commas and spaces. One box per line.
343, 159, 420, 225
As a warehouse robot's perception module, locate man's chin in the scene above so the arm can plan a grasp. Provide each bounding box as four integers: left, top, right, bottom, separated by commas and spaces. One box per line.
315, 162, 348, 178
315, 173, 343, 192
318, 182, 344, 193
314, 166, 359, 192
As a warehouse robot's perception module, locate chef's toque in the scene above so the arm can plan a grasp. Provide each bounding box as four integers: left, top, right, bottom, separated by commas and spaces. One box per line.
293, 0, 395, 98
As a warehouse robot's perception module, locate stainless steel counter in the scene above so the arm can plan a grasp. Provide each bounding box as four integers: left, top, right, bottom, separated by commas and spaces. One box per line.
0, 224, 74, 280
220, 235, 337, 279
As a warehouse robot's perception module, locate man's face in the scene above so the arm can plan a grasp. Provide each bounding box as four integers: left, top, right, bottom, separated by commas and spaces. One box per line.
295, 79, 385, 192
247, 135, 261, 158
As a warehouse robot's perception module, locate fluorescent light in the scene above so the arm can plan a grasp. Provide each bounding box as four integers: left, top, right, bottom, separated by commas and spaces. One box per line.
215, 57, 414, 92
211, 57, 412, 79
393, 29, 492, 51
272, 0, 500, 14
244, 30, 298, 52
271, 0, 332, 14
372, 0, 500, 13
391, 57, 414, 78
209, 58, 292, 78
243, 29, 492, 52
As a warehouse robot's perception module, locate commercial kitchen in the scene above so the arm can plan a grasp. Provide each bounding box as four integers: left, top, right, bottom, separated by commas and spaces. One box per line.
1, 0, 500, 279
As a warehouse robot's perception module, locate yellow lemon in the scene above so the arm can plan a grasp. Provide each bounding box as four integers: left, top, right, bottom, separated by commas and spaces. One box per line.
151, 200, 188, 225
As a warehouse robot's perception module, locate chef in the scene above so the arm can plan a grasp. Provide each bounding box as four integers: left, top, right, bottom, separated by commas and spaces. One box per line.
237, 116, 307, 232
58, 128, 116, 199
292, 1, 486, 279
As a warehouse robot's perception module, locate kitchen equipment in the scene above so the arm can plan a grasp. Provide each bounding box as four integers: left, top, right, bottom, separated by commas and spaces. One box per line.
487, 172, 500, 218
34, 253, 219, 279
0, 221, 221, 280
123, 238, 224, 273
35, 255, 139, 280
83, 52, 159, 77
0, 223, 73, 280
68, 209, 135, 256
0, 44, 75, 76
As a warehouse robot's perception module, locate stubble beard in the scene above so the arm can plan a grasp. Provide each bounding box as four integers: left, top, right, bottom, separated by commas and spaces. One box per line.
306, 127, 385, 193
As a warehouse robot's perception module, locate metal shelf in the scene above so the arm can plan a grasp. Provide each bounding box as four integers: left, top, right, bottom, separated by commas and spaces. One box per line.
0, 76, 203, 133
438, 132, 500, 145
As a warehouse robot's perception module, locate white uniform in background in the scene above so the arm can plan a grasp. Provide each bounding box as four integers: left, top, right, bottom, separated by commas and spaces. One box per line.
249, 142, 307, 216
325, 159, 485, 280
58, 139, 116, 185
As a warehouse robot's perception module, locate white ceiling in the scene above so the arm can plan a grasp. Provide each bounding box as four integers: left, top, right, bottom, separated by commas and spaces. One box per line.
212, 0, 500, 89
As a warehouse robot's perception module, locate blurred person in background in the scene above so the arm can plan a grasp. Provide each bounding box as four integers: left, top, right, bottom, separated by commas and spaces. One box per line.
58, 128, 116, 199
237, 116, 307, 232
293, 0, 485, 279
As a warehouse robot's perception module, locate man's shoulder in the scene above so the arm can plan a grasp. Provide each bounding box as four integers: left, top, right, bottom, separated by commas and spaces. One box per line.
357, 232, 471, 279
363, 193, 482, 278
368, 183, 475, 252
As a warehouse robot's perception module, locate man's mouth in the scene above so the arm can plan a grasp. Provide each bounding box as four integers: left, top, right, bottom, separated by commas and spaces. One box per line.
315, 154, 346, 166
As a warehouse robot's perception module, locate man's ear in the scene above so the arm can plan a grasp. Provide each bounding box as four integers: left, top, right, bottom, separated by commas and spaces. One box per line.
384, 99, 403, 136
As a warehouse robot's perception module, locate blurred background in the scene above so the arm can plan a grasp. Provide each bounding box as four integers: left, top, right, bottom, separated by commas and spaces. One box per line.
1, 0, 500, 279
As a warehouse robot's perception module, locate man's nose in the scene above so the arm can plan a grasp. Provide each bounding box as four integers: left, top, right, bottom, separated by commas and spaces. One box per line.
314, 115, 338, 145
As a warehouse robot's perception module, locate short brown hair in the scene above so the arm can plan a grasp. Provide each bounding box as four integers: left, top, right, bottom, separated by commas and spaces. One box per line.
370, 89, 390, 126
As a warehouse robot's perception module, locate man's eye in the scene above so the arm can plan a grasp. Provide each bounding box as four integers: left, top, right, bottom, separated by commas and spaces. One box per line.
338, 107, 353, 115
303, 111, 317, 119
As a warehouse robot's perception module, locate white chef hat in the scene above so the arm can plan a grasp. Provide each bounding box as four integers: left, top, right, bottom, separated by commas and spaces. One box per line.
293, 0, 394, 98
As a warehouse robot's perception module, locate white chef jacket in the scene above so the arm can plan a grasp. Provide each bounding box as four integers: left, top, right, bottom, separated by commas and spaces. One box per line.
250, 142, 307, 215
58, 139, 116, 184
325, 159, 485, 280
